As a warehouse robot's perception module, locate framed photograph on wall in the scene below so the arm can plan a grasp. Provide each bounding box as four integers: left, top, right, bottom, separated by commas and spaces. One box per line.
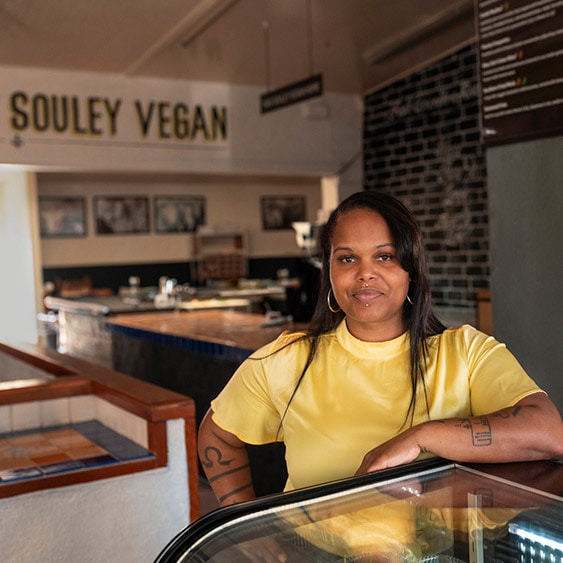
39, 197, 87, 238
154, 196, 206, 233
94, 196, 149, 234
261, 196, 306, 230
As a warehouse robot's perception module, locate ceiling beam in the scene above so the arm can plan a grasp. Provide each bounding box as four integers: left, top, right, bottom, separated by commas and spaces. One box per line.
124, 0, 240, 75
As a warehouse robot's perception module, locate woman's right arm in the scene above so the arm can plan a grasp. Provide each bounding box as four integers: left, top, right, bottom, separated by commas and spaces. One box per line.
198, 409, 256, 507
199, 410, 289, 562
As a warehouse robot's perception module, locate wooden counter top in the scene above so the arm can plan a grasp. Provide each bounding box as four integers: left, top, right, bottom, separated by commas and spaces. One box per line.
105, 310, 307, 356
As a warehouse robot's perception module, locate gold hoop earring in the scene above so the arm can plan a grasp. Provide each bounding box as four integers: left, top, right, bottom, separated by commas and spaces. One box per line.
327, 288, 341, 313
406, 295, 414, 305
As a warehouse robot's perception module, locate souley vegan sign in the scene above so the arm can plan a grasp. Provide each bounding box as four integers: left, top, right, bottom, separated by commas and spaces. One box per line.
6, 90, 228, 147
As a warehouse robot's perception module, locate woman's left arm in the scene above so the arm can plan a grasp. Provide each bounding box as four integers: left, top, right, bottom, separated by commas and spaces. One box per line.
356, 392, 563, 475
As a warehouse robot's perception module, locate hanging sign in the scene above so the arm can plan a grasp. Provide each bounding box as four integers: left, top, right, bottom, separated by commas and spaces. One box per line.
260, 74, 323, 114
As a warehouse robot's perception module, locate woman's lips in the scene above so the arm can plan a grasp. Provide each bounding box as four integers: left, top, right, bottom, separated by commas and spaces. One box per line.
353, 289, 383, 303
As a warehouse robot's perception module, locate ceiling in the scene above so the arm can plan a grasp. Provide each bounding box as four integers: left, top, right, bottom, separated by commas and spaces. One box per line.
0, 0, 476, 95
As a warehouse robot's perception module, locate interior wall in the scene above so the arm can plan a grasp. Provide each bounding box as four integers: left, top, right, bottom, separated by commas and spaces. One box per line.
0, 170, 41, 342
38, 173, 322, 267
487, 135, 563, 413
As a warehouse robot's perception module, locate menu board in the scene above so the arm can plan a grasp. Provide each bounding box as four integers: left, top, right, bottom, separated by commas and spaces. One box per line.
476, 0, 563, 145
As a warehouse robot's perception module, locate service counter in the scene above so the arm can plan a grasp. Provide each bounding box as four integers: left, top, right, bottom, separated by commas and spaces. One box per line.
44, 289, 286, 367
0, 339, 199, 563
156, 457, 563, 562
44, 294, 178, 368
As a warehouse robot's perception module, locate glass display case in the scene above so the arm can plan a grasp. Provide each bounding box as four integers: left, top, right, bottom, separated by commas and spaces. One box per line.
156, 458, 563, 562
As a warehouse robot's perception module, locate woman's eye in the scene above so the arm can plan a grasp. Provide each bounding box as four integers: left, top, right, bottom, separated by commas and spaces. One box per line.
378, 253, 394, 261
337, 255, 355, 264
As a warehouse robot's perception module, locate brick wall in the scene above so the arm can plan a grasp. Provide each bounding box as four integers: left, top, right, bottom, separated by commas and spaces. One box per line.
363, 43, 489, 314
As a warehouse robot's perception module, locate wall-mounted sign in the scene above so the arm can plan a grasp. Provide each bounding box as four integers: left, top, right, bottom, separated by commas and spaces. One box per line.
0, 67, 230, 171
477, 0, 563, 146
260, 74, 323, 114
7, 92, 227, 144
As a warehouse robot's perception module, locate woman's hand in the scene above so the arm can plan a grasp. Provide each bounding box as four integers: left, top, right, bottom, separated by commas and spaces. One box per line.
355, 427, 423, 475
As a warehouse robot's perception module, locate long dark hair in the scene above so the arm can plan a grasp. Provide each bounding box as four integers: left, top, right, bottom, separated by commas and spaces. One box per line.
278, 190, 446, 433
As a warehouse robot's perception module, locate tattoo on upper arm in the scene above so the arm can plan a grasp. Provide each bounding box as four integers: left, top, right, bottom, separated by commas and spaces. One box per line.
208, 463, 251, 483
202, 446, 233, 468
494, 405, 522, 419
459, 416, 492, 446
203, 446, 252, 489
218, 483, 253, 504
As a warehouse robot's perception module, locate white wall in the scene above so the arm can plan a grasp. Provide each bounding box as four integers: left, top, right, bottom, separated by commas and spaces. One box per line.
0, 170, 42, 343
38, 173, 323, 267
0, 419, 189, 563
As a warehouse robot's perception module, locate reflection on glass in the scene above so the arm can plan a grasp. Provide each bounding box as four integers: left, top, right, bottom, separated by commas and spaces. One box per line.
158, 461, 563, 562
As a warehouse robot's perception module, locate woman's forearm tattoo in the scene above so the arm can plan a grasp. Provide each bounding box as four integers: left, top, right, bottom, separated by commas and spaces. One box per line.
458, 416, 492, 446
448, 405, 525, 448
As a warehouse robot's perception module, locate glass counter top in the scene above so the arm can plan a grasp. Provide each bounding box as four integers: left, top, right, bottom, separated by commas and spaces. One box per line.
156, 458, 563, 562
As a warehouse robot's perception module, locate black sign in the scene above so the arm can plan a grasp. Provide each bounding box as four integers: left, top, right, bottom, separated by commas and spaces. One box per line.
260, 74, 323, 114
476, 0, 563, 146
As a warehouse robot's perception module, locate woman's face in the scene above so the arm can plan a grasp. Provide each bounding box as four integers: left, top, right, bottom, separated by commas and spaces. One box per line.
329, 208, 410, 342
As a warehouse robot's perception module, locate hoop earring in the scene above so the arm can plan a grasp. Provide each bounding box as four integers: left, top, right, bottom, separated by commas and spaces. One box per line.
327, 288, 341, 313
406, 294, 414, 305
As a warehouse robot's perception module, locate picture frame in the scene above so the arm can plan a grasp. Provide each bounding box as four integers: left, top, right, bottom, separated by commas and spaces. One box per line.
154, 196, 206, 233
261, 196, 306, 230
94, 196, 149, 234
39, 197, 87, 238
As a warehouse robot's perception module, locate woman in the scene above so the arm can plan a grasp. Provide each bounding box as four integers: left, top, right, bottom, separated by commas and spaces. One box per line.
198, 191, 563, 508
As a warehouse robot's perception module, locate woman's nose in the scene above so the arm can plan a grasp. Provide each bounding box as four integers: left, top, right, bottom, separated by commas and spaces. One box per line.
358, 262, 377, 281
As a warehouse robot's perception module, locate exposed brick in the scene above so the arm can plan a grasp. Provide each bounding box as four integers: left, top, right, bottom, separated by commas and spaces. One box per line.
363, 43, 489, 311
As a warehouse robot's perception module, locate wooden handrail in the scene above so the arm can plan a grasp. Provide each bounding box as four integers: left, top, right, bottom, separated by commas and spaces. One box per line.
0, 340, 200, 520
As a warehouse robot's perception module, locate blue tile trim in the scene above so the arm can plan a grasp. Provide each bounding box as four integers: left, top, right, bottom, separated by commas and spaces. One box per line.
73, 420, 153, 462
106, 323, 253, 363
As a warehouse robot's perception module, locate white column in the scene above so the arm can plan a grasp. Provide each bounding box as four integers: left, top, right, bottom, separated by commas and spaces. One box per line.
0, 169, 42, 343
319, 175, 339, 222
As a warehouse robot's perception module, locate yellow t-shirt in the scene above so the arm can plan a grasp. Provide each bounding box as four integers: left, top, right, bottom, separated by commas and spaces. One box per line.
211, 322, 543, 491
